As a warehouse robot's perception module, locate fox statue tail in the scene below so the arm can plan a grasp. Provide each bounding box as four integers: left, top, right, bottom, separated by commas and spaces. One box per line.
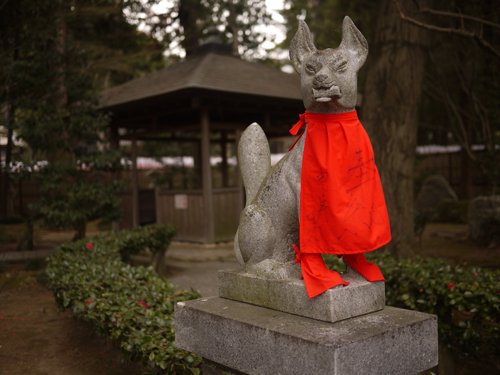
234, 123, 272, 265
238, 123, 271, 207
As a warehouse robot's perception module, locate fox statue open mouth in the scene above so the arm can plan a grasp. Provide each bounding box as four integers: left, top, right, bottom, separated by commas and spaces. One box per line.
313, 86, 341, 102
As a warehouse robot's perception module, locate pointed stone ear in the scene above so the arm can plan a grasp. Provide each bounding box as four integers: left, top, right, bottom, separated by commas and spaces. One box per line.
339, 16, 368, 71
289, 19, 317, 74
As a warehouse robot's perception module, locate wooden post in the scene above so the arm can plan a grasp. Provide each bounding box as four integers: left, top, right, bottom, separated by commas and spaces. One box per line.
111, 124, 121, 231
221, 132, 228, 187
110, 124, 119, 150
155, 185, 161, 224
235, 128, 245, 213
201, 107, 215, 243
131, 136, 139, 228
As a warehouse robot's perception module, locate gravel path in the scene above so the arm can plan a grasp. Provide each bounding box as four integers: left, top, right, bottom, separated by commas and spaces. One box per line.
166, 259, 241, 297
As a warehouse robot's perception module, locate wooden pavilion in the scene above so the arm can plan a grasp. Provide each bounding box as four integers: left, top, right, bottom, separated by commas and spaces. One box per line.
99, 37, 303, 243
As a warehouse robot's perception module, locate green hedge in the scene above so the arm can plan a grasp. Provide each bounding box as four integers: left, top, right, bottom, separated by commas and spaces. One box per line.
56, 223, 178, 262
325, 252, 500, 362
46, 224, 202, 375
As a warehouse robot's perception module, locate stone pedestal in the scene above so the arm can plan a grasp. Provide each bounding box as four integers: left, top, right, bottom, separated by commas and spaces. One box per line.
218, 265, 384, 323
175, 297, 438, 375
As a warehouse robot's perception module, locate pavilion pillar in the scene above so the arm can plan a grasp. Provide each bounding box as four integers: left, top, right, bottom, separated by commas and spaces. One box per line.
110, 124, 121, 231
235, 128, 245, 213
131, 136, 139, 228
221, 132, 228, 187
110, 124, 119, 151
201, 107, 215, 243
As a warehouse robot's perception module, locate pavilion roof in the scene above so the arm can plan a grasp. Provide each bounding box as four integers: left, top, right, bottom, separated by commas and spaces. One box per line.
100, 51, 302, 109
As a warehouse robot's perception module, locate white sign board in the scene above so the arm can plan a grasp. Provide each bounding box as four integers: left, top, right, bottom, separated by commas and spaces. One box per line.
174, 194, 188, 209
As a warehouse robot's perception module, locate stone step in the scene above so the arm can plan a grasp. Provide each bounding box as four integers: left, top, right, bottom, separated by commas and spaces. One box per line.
175, 297, 438, 375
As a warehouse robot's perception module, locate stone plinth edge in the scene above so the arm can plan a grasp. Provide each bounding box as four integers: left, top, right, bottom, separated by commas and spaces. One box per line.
175, 297, 438, 375
218, 266, 385, 323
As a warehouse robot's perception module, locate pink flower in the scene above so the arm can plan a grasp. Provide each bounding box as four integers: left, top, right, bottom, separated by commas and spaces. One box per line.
138, 301, 149, 309
447, 283, 455, 290
419, 289, 423, 293
86, 243, 93, 249
474, 272, 478, 276
123, 278, 127, 281
86, 300, 92, 304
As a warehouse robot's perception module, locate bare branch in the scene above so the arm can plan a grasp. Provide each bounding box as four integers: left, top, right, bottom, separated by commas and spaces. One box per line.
450, 53, 493, 152
472, 94, 493, 151
0, 0, 12, 12
416, 8, 500, 31
392, 0, 500, 61
427, 52, 477, 160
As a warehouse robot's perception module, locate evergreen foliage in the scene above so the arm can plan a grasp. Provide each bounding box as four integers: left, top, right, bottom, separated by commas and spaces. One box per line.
66, 0, 166, 89
46, 224, 202, 374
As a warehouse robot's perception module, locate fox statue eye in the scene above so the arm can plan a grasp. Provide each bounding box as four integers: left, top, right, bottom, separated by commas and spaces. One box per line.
305, 64, 316, 74
337, 61, 348, 72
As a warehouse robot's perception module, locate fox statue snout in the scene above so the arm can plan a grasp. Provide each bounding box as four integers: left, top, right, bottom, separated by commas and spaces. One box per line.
234, 17, 369, 279
290, 17, 367, 113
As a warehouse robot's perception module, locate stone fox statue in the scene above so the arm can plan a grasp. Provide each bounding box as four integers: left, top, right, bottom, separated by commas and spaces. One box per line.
234, 17, 391, 298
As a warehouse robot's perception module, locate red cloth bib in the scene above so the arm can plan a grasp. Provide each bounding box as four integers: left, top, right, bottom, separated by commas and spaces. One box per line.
290, 111, 391, 255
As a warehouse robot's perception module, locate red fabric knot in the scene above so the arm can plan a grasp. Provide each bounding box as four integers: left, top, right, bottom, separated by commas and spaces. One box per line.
288, 113, 307, 151
293, 244, 302, 263
290, 112, 307, 136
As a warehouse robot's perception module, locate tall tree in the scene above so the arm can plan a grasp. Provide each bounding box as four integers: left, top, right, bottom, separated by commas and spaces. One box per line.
0, 0, 42, 217
361, 0, 432, 258
135, 0, 274, 59
66, 0, 166, 89
394, 0, 500, 197
0, 0, 126, 239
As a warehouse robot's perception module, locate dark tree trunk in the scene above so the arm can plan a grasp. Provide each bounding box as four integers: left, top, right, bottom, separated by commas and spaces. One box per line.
361, 0, 431, 258
178, 0, 202, 57
16, 220, 34, 251
227, 2, 239, 55
1, 107, 14, 218
2, 34, 18, 218
73, 221, 87, 241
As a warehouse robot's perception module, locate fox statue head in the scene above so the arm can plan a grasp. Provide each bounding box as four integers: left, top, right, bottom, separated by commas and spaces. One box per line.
289, 17, 368, 114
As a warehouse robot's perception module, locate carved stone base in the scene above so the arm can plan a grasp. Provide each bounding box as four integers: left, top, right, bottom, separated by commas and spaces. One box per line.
175, 297, 438, 375
218, 264, 384, 323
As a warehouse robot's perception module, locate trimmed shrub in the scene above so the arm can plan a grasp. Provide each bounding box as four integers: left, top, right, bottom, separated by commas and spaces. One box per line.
46, 224, 202, 374
325, 252, 500, 363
